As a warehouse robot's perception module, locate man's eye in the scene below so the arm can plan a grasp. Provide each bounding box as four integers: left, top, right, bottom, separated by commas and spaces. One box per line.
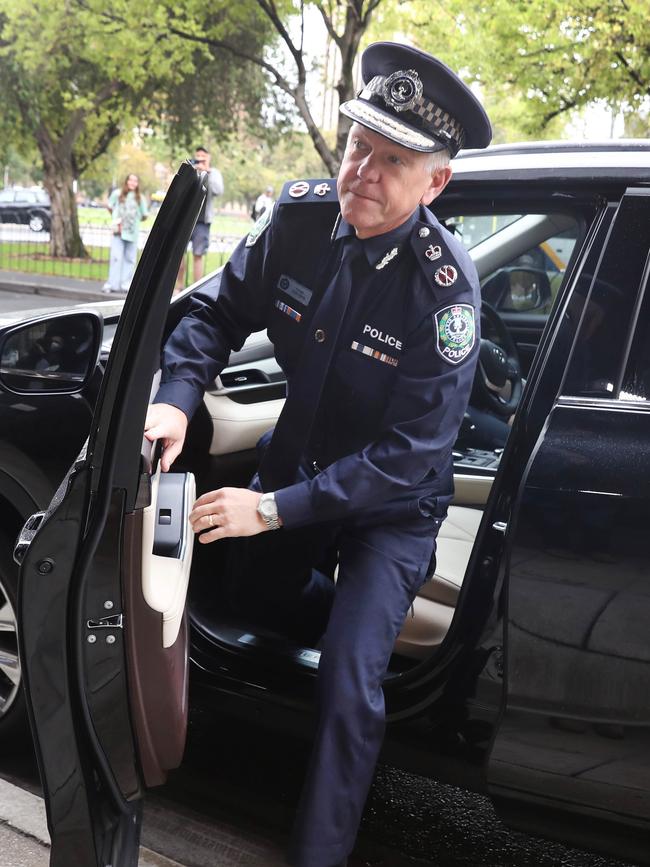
388, 155, 403, 165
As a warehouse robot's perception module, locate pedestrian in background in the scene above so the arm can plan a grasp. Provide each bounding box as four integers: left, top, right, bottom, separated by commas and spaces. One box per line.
252, 185, 274, 221
103, 173, 149, 294
174, 146, 224, 293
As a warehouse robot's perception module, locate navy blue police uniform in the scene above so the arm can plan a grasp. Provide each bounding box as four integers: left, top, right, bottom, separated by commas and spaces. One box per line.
154, 40, 491, 867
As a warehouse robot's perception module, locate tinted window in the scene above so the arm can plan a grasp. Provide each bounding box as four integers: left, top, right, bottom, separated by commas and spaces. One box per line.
563, 193, 650, 399
620, 264, 650, 402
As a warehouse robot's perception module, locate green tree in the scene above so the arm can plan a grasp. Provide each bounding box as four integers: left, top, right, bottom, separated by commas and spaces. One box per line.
402, 0, 650, 138
0, 0, 271, 257
91, 0, 386, 175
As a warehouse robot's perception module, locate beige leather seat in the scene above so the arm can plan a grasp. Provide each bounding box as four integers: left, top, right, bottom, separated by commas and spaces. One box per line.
394, 506, 483, 659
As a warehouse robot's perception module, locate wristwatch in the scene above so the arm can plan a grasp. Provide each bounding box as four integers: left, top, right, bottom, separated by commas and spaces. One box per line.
257, 492, 282, 530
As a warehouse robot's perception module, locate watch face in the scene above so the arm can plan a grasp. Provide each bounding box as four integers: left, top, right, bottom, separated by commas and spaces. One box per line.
259, 496, 276, 520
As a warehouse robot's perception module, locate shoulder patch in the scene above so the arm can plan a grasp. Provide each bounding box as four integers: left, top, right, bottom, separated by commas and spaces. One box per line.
434, 303, 476, 365
245, 202, 274, 247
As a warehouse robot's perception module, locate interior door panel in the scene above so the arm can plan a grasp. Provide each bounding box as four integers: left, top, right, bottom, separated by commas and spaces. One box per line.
140, 468, 196, 649
124, 467, 195, 787
204, 391, 284, 455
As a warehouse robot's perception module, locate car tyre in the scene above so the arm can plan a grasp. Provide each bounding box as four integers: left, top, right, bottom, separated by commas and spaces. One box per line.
28, 214, 46, 233
0, 532, 30, 750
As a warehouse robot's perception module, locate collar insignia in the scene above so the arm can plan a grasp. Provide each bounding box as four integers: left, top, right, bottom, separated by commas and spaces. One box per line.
376, 246, 399, 270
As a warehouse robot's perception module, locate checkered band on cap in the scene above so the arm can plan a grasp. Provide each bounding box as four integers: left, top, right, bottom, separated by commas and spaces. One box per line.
361, 74, 466, 153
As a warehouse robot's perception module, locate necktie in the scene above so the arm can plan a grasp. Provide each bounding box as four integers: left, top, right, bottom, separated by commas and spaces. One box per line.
260, 237, 361, 490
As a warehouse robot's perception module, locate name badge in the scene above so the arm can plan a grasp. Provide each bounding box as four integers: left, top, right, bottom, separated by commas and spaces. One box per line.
278, 274, 312, 306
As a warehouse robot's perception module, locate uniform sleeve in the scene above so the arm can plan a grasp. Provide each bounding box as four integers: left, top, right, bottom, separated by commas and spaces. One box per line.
274, 302, 478, 528
153, 215, 276, 419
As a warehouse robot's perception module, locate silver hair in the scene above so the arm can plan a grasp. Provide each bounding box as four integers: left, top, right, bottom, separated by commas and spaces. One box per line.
425, 149, 451, 172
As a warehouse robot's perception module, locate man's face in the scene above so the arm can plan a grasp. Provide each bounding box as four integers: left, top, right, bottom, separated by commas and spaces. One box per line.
337, 124, 452, 239
195, 149, 210, 169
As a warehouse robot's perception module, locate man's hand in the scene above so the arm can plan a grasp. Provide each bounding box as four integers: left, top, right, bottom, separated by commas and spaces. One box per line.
144, 403, 188, 472
189, 488, 268, 543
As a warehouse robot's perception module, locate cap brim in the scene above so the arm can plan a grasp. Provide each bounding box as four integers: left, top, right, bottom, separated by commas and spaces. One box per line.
340, 99, 447, 153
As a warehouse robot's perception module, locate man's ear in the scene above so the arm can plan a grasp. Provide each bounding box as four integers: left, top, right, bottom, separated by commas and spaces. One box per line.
420, 166, 453, 207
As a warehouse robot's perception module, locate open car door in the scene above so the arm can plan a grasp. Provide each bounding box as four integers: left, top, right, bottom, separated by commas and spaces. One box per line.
16, 163, 206, 867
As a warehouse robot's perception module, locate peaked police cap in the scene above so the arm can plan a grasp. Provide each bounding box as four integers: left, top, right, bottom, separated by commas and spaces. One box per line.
339, 42, 492, 157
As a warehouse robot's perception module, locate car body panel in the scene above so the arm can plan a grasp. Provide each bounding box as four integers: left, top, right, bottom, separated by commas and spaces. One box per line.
488, 188, 650, 863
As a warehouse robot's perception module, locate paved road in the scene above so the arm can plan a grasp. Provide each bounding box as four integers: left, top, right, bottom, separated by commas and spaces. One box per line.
0, 290, 73, 314
0, 711, 640, 867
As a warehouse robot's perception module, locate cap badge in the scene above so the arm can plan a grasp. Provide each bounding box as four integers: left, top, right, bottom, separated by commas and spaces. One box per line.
434, 264, 458, 287
425, 244, 442, 262
314, 182, 331, 197
418, 227, 430, 238
289, 181, 310, 198
382, 69, 423, 113
376, 246, 399, 270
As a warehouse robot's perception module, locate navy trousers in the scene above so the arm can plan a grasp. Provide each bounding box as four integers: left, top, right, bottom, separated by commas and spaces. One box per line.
223, 507, 443, 867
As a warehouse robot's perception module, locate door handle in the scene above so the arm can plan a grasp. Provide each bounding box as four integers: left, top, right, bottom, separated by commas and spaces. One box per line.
492, 521, 508, 534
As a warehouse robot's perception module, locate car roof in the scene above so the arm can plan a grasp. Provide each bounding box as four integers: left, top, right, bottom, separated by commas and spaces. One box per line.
451, 140, 650, 183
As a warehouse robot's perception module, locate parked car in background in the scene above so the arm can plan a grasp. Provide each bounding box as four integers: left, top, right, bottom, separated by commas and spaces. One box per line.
2, 143, 650, 866
0, 187, 52, 232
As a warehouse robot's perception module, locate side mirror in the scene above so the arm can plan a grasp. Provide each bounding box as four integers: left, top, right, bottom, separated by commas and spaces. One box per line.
500, 268, 552, 312
482, 268, 552, 313
0, 311, 102, 394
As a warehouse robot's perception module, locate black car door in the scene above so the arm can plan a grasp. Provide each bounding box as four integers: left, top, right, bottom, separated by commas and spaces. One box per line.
17, 163, 206, 867
485, 188, 650, 866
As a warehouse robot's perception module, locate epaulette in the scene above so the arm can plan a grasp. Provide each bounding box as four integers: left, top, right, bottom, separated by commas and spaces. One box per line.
278, 179, 339, 205
410, 218, 472, 300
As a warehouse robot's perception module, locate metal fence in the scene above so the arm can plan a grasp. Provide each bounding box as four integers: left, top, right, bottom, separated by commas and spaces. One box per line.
0, 221, 237, 286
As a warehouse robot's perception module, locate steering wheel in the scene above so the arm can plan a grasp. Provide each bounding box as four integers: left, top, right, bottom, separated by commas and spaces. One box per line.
473, 301, 522, 417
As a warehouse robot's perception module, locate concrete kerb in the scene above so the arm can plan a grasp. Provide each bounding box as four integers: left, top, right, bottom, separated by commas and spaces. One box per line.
0, 777, 185, 867
0, 269, 117, 303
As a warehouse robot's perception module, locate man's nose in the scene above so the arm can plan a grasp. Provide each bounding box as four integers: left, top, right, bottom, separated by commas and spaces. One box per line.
357, 154, 379, 182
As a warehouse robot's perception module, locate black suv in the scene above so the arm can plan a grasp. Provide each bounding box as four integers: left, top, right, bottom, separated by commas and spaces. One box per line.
0, 186, 52, 232
1, 143, 650, 866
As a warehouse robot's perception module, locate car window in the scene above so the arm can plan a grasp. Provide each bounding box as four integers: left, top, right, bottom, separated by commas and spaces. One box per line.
619, 271, 650, 403
562, 194, 650, 400
15, 191, 37, 203
443, 213, 579, 315
0, 190, 14, 202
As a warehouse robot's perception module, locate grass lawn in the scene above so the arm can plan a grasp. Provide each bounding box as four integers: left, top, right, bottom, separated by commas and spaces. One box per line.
0, 205, 247, 282
0, 237, 232, 283
78, 206, 252, 239
0, 240, 110, 281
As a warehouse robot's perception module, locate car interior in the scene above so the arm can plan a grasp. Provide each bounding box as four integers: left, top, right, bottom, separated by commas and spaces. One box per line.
149, 205, 583, 675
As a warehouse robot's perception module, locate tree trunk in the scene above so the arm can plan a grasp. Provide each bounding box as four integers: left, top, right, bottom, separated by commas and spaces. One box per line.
36, 126, 87, 259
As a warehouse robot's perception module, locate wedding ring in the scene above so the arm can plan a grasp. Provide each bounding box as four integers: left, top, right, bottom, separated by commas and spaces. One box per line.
208, 514, 214, 527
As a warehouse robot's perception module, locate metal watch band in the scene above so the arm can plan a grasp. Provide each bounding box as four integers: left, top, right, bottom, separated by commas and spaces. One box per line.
257, 492, 281, 531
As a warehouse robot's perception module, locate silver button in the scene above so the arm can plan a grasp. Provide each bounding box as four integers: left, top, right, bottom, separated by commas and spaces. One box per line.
418, 227, 430, 238
315, 328, 326, 343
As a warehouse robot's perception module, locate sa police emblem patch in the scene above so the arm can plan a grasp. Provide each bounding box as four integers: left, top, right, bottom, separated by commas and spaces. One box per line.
434, 303, 476, 365
245, 203, 274, 247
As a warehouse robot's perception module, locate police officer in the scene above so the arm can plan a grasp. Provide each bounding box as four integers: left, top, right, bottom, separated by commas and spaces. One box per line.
145, 41, 491, 867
